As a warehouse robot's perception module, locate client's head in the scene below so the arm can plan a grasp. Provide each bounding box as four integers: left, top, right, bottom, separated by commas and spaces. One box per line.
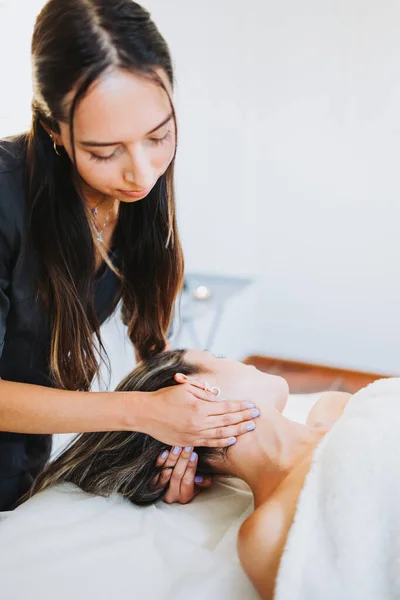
27, 349, 288, 506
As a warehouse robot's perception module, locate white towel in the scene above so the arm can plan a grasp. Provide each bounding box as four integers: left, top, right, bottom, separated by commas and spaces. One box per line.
274, 377, 400, 600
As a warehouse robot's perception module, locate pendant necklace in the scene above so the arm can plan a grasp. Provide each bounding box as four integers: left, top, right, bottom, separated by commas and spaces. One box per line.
92, 197, 114, 243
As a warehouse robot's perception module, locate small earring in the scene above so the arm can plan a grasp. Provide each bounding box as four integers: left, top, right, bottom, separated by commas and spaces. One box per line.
210, 386, 222, 398
50, 134, 61, 157
204, 381, 222, 398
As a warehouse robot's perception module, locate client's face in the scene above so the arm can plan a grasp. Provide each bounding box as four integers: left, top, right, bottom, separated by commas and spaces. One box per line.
184, 350, 289, 413
184, 350, 290, 478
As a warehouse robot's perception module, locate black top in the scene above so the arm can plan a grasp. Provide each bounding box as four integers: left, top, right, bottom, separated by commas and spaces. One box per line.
0, 135, 121, 510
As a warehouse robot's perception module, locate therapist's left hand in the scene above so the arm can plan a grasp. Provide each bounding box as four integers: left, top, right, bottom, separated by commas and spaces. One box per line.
155, 446, 213, 504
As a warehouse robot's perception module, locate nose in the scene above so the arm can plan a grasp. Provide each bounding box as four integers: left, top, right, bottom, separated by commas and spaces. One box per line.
123, 147, 155, 190
124, 171, 135, 184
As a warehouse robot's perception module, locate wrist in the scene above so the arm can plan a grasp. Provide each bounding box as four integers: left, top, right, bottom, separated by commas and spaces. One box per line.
115, 390, 152, 433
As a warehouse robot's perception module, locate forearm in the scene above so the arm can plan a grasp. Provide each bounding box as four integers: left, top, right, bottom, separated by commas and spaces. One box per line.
0, 379, 143, 434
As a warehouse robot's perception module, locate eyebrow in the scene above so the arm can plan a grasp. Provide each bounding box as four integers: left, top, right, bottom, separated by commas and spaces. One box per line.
79, 112, 173, 147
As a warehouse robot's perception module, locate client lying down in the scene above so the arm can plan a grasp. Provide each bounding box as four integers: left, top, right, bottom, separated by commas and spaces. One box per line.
25, 350, 400, 600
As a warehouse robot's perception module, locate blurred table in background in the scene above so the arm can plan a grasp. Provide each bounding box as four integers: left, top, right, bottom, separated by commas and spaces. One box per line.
243, 355, 394, 394
172, 273, 253, 351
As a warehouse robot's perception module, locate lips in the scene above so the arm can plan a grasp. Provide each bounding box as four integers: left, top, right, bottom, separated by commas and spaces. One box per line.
118, 188, 151, 198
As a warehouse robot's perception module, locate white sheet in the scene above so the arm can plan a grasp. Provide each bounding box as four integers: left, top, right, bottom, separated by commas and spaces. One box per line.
0, 393, 321, 600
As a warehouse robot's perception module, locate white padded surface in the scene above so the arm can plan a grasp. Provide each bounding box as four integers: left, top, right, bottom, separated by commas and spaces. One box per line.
0, 393, 321, 600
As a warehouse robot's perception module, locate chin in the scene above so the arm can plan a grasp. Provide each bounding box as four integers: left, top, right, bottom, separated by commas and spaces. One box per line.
272, 376, 290, 412
117, 196, 145, 204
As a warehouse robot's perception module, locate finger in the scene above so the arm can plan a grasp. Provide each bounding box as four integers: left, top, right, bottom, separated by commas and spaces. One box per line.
153, 449, 172, 489
163, 446, 183, 468
200, 421, 257, 441
173, 374, 206, 391
194, 474, 213, 488
206, 409, 261, 429
187, 384, 226, 403
194, 437, 237, 448
163, 446, 194, 503
156, 446, 182, 489
201, 421, 256, 439
176, 451, 199, 504
206, 402, 260, 417
174, 373, 215, 394
155, 448, 170, 467
186, 379, 221, 397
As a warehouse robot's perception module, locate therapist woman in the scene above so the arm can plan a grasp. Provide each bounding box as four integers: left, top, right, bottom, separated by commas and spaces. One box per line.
0, 0, 258, 510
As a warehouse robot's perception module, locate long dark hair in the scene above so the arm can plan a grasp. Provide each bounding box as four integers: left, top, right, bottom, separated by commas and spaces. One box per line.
27, 0, 184, 390
25, 351, 224, 507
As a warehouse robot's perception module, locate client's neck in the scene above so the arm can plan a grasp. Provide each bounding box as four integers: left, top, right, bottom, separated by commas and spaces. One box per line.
225, 408, 322, 506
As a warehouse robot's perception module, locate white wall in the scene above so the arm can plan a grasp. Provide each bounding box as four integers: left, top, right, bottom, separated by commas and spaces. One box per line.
1, 0, 400, 374
143, 0, 400, 374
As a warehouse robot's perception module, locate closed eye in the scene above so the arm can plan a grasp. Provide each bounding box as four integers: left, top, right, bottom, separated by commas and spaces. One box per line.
149, 130, 172, 146
89, 151, 118, 163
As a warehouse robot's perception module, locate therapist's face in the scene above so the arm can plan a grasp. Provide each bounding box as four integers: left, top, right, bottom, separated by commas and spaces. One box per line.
54, 68, 176, 205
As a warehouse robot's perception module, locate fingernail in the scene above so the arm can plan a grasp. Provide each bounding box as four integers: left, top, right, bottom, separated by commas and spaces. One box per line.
251, 409, 260, 418
172, 446, 181, 455
176, 373, 187, 380
246, 422, 256, 431
246, 402, 255, 409
190, 452, 198, 462
228, 437, 237, 446
160, 450, 169, 459
195, 475, 204, 483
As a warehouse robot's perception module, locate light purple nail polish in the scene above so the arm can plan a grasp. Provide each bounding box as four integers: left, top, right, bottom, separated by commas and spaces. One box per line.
246, 402, 255, 409
172, 446, 181, 455
160, 450, 169, 459
195, 475, 204, 484
190, 452, 197, 462
251, 409, 260, 418
228, 437, 237, 446
247, 422, 256, 431
184, 446, 192, 452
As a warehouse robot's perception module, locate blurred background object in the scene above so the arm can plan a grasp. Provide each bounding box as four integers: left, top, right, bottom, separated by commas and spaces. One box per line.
243, 355, 385, 394
172, 273, 253, 350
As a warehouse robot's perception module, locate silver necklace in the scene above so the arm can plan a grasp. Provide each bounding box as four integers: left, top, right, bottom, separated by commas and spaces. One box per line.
92, 194, 109, 215
92, 197, 114, 243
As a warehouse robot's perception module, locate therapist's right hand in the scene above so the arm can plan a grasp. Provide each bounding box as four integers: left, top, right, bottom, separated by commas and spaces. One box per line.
134, 377, 259, 448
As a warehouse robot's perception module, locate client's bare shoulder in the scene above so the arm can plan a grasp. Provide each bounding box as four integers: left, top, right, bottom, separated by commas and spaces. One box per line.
237, 456, 313, 600
306, 391, 352, 430
238, 392, 352, 599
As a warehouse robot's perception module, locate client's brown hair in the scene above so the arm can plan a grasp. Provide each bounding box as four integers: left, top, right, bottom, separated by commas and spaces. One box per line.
25, 350, 223, 506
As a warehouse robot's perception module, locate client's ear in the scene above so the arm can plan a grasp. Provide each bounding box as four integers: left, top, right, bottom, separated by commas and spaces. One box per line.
174, 373, 188, 384
174, 373, 204, 387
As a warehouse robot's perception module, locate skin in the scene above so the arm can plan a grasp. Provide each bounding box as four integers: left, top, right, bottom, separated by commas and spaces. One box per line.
43, 67, 176, 252
155, 354, 289, 504
173, 350, 351, 597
